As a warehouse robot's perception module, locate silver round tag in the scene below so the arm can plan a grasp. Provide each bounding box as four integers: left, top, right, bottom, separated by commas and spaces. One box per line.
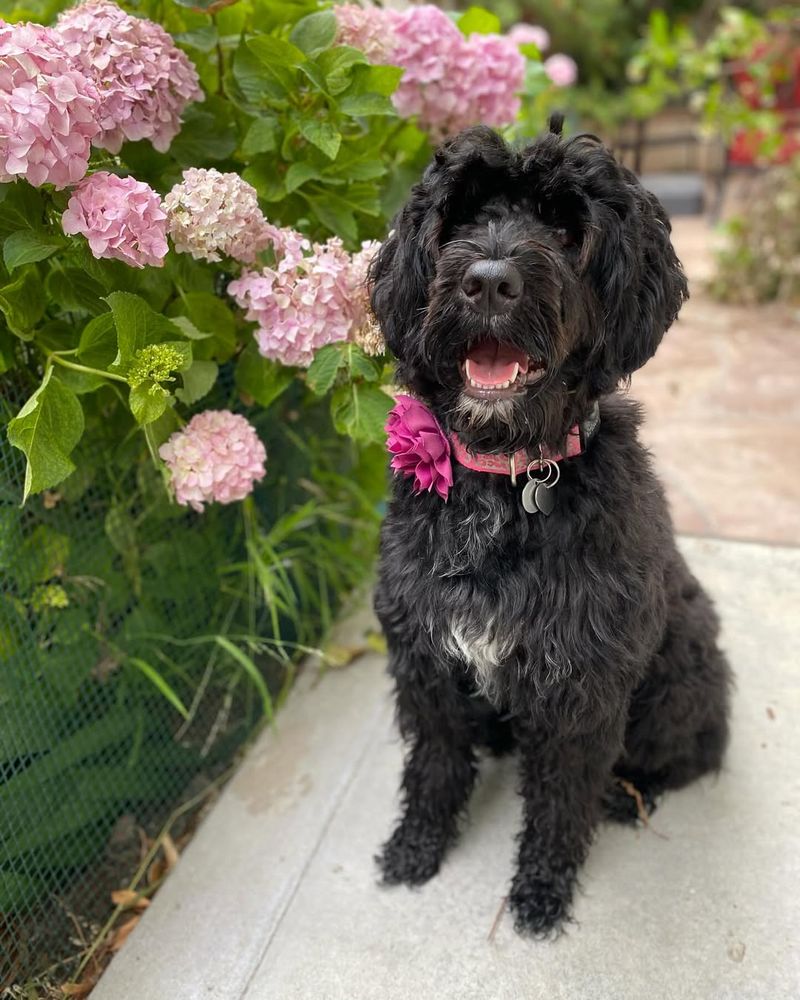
534, 481, 555, 515
521, 479, 540, 514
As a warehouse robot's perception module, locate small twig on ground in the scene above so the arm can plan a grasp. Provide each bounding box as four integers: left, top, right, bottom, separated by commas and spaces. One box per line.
618, 779, 669, 840
487, 895, 509, 943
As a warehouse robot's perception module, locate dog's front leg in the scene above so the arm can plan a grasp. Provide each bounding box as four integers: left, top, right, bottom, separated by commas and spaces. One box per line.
509, 714, 625, 936
377, 649, 477, 887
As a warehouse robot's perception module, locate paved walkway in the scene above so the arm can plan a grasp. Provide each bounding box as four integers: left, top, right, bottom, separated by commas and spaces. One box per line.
93, 538, 800, 1000
633, 218, 800, 545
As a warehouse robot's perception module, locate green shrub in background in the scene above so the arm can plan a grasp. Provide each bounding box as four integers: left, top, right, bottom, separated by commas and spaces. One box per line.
509, 2, 797, 148
710, 159, 800, 303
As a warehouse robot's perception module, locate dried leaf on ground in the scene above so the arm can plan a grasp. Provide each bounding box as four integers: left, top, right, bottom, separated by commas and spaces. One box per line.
323, 643, 367, 668
109, 916, 140, 953
110, 889, 150, 911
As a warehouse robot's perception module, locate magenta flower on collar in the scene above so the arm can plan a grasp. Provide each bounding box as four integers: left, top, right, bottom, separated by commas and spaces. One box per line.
385, 394, 453, 501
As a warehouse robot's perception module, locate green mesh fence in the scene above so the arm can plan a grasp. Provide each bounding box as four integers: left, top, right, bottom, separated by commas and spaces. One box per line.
0, 374, 381, 990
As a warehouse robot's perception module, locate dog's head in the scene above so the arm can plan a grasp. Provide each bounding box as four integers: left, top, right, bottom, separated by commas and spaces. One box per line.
370, 118, 688, 451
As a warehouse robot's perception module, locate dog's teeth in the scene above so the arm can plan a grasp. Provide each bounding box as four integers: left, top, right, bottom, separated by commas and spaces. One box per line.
510, 363, 519, 383
465, 360, 474, 382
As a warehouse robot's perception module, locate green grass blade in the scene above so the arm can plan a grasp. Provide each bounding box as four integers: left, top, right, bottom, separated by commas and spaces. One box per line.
128, 656, 190, 720
214, 635, 274, 721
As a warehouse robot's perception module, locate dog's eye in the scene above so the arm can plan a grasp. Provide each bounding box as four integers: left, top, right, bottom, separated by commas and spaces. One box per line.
555, 227, 576, 248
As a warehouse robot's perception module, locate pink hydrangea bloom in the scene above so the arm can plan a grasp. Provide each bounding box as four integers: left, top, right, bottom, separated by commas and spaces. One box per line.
348, 239, 381, 333
229, 231, 368, 368
61, 171, 168, 268
159, 410, 267, 513
334, 3, 395, 60
387, 6, 468, 137
0, 19, 100, 189
386, 394, 452, 501
507, 23, 550, 52
347, 5, 525, 140
164, 168, 276, 264
55, 0, 203, 154
467, 33, 523, 130
544, 53, 578, 87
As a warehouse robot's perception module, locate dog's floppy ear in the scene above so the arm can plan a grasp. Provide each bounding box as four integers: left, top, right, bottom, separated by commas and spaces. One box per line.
368, 181, 440, 360
369, 127, 512, 359
587, 169, 688, 391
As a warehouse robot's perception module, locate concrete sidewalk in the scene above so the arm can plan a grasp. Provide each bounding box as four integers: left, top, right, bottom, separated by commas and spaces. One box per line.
93, 537, 800, 1000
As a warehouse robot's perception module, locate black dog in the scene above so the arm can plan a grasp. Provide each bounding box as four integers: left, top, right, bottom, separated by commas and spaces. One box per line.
369, 118, 731, 936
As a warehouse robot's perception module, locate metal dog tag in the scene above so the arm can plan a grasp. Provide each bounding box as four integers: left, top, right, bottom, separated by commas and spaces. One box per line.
535, 481, 556, 515
521, 479, 555, 516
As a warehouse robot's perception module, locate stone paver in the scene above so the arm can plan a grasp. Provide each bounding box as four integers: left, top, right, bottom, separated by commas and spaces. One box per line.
93, 537, 800, 1000
633, 218, 800, 545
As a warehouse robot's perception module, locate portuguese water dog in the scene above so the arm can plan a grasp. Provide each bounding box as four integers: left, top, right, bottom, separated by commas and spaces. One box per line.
368, 116, 731, 936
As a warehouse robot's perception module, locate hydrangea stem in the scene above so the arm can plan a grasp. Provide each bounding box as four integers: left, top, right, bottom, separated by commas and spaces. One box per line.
49, 353, 128, 384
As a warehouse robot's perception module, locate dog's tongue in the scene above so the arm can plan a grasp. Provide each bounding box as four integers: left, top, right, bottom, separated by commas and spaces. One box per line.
465, 339, 529, 386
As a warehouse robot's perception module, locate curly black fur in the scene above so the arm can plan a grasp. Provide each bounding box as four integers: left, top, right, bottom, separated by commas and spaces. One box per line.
370, 120, 731, 937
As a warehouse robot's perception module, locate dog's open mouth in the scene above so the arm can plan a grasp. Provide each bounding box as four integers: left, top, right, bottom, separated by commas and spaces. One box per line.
461, 338, 546, 400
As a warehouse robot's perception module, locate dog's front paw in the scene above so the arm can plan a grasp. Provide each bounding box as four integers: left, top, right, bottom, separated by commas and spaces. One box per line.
376, 820, 448, 887
509, 871, 575, 938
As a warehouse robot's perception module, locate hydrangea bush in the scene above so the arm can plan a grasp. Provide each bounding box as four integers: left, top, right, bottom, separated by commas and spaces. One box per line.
0, 0, 569, 513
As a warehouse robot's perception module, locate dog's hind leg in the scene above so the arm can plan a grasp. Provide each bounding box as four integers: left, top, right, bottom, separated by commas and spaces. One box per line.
377, 648, 479, 887
607, 558, 732, 825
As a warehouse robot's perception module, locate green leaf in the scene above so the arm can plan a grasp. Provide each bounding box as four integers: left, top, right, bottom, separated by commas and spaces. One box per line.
247, 34, 305, 90
77, 312, 116, 369
235, 341, 294, 407
304, 193, 357, 241
168, 293, 237, 362
128, 657, 189, 719
174, 25, 218, 52
241, 116, 278, 156
290, 11, 337, 56
7, 367, 85, 502
105, 291, 178, 369
298, 117, 341, 159
457, 6, 501, 35
215, 636, 273, 720
231, 43, 289, 105
4, 230, 65, 271
169, 105, 239, 165
176, 359, 218, 405
285, 161, 323, 193
347, 64, 403, 97
339, 92, 396, 117
318, 45, 368, 95
53, 365, 106, 395
306, 342, 346, 395
17, 524, 69, 590
330, 382, 391, 444
347, 344, 381, 381
0, 267, 45, 339
45, 267, 106, 315
0, 327, 16, 374
0, 183, 45, 239
243, 157, 286, 202
169, 316, 210, 341
339, 160, 387, 182
129, 381, 170, 426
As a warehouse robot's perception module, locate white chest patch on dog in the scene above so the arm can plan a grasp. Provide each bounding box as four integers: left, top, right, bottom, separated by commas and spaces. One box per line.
441, 616, 512, 691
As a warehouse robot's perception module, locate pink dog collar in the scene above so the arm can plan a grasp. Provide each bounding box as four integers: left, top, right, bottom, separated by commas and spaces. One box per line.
450, 430, 581, 480
449, 402, 600, 484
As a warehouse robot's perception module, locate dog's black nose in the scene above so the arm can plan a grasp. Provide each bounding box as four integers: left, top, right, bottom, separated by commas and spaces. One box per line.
461, 259, 523, 314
